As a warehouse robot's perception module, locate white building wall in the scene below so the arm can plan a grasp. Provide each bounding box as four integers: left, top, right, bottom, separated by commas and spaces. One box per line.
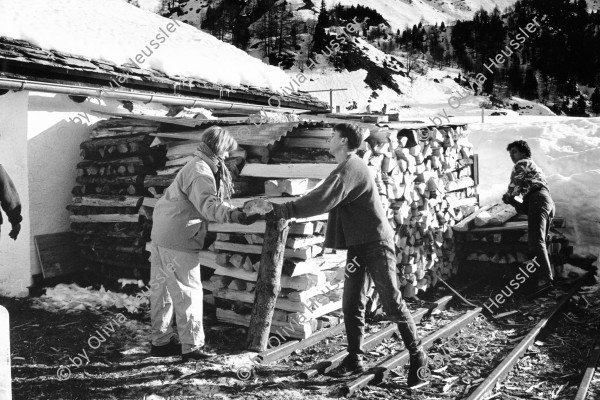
0, 91, 31, 296
26, 93, 126, 278
0, 90, 170, 296
27, 93, 98, 278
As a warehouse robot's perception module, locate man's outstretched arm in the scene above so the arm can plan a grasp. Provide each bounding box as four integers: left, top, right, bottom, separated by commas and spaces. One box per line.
270, 173, 348, 220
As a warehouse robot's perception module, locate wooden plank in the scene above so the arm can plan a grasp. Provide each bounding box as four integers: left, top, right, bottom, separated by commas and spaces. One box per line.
208, 215, 327, 234
215, 287, 307, 312
286, 235, 324, 249
469, 221, 530, 233
452, 205, 493, 232
214, 288, 342, 320
241, 164, 336, 180
35, 232, 82, 279
212, 267, 324, 291
70, 214, 140, 223
214, 241, 312, 260
474, 203, 517, 227
72, 195, 143, 208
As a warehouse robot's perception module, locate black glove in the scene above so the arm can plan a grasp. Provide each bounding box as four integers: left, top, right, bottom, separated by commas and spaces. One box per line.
239, 212, 262, 225
266, 202, 290, 222
231, 208, 262, 225
9, 223, 20, 240
501, 193, 511, 204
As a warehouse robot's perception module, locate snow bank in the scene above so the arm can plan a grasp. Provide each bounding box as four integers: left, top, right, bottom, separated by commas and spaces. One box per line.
467, 117, 600, 257
0, 0, 289, 91
32, 283, 148, 313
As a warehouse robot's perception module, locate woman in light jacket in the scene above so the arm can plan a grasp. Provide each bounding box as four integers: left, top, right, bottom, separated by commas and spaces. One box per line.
149, 126, 256, 361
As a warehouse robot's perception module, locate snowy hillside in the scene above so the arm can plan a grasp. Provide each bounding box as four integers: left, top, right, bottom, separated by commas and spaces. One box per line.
322, 0, 518, 30
166, 0, 521, 31
0, 0, 290, 91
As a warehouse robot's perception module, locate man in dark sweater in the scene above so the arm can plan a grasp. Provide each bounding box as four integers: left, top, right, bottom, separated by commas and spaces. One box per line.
0, 165, 22, 241
268, 123, 428, 385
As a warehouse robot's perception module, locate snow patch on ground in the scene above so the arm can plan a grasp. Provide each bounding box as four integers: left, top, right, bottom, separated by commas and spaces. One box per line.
0, 0, 289, 91
32, 283, 147, 313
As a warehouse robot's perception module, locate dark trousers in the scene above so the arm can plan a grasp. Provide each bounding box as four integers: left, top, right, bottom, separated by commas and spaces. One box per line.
526, 190, 555, 281
343, 237, 421, 359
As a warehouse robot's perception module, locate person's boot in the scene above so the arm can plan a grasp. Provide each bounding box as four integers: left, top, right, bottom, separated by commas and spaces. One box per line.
328, 355, 365, 377
150, 339, 180, 357
182, 346, 216, 361
407, 347, 429, 387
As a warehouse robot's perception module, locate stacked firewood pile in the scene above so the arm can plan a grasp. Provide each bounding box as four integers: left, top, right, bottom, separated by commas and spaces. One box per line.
69, 118, 166, 276
358, 124, 478, 297
453, 204, 570, 277
69, 114, 479, 337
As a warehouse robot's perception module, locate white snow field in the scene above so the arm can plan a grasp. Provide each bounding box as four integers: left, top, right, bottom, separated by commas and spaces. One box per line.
0, 0, 289, 91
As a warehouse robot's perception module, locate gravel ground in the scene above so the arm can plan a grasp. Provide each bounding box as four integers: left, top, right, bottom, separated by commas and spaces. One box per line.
4, 274, 599, 400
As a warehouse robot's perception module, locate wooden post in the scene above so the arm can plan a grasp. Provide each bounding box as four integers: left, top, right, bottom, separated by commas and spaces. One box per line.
246, 217, 290, 351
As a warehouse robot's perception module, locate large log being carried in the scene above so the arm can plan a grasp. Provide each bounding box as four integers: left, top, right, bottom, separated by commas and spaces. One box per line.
247, 215, 290, 351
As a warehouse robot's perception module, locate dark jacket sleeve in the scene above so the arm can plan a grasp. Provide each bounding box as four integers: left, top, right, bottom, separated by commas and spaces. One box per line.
0, 165, 23, 226
285, 172, 348, 219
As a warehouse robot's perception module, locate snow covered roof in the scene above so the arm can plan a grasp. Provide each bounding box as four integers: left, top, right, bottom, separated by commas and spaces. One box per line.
0, 0, 329, 111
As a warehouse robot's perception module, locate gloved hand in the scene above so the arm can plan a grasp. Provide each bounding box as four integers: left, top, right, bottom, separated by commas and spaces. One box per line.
9, 223, 20, 240
231, 208, 262, 225
501, 193, 511, 204
266, 202, 290, 222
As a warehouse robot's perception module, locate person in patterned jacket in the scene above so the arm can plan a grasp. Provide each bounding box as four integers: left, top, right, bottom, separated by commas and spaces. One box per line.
502, 140, 555, 287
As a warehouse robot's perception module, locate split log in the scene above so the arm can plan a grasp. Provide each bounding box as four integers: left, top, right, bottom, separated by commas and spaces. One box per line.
474, 203, 517, 227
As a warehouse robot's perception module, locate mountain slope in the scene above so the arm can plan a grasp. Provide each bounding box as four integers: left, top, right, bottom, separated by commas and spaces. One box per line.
321, 0, 518, 30
164, 0, 521, 31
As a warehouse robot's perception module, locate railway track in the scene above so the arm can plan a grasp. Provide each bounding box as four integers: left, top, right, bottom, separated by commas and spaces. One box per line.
575, 340, 600, 400
265, 274, 592, 399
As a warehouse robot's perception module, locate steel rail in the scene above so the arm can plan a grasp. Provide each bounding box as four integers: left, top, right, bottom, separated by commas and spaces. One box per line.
342, 307, 483, 397
300, 295, 454, 379
574, 340, 600, 400
466, 275, 589, 400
